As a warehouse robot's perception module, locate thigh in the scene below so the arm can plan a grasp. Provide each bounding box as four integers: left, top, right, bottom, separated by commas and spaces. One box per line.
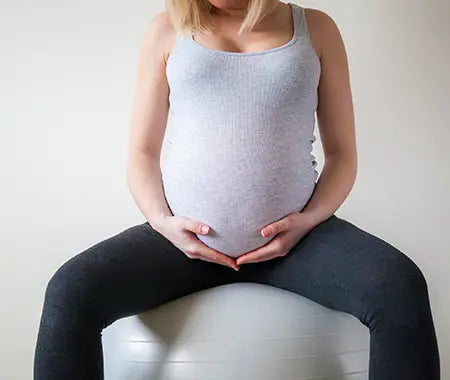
45, 221, 235, 329
232, 214, 426, 327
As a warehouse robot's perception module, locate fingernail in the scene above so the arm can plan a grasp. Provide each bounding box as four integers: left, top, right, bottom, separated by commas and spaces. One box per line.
201, 225, 209, 234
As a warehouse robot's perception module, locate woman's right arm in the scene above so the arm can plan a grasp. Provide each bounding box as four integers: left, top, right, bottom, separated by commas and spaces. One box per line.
125, 12, 240, 270
126, 12, 174, 230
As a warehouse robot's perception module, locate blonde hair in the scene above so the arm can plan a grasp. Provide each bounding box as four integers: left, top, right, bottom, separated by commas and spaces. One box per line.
165, 0, 279, 36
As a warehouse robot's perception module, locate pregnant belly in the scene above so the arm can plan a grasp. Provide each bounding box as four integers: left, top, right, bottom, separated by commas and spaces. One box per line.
162, 144, 318, 258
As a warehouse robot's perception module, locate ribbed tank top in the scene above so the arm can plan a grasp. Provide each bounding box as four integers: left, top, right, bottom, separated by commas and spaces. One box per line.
162, 2, 320, 258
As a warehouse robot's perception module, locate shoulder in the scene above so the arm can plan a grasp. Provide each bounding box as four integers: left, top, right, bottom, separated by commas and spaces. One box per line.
140, 10, 178, 65
303, 7, 345, 60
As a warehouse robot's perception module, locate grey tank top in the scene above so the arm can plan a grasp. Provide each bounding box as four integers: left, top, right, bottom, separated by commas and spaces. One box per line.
162, 2, 320, 258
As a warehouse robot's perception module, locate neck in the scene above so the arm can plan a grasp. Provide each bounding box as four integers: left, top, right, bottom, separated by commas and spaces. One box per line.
211, 0, 278, 18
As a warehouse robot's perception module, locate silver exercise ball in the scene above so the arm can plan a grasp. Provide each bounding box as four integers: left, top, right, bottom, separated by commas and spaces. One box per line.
102, 283, 370, 380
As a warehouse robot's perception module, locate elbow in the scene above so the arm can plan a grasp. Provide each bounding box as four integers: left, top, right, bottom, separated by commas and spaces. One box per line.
325, 150, 358, 180
125, 148, 160, 182
325, 150, 357, 167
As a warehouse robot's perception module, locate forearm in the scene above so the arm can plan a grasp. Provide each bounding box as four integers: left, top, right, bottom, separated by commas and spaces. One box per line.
301, 153, 357, 228
126, 151, 172, 229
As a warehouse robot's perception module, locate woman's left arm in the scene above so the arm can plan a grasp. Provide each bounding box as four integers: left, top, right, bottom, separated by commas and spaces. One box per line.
300, 7, 358, 229
236, 9, 357, 265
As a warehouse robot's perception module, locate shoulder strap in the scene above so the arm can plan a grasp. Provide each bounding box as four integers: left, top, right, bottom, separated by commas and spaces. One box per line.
289, 2, 301, 39
296, 4, 312, 41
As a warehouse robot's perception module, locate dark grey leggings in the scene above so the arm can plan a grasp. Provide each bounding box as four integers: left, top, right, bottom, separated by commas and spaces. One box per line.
33, 214, 440, 379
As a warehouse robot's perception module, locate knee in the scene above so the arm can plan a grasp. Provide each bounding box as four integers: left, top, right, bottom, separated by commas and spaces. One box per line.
397, 252, 428, 295
387, 251, 428, 295
44, 254, 94, 312
361, 250, 430, 327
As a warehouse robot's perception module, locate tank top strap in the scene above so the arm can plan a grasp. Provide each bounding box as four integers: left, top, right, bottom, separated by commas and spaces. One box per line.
292, 3, 311, 42
168, 29, 190, 57
289, 2, 301, 40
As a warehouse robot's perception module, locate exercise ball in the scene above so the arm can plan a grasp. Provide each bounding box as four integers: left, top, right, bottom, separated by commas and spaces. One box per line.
102, 283, 370, 380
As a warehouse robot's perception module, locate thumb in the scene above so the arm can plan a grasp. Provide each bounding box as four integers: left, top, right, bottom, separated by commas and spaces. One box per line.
261, 217, 289, 237
179, 216, 210, 235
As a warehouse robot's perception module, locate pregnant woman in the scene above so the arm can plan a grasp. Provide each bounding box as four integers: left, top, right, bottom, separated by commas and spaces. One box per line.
34, 1, 440, 379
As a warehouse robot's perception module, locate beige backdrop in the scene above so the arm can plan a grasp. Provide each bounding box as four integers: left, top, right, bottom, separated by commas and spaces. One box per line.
1, 0, 449, 378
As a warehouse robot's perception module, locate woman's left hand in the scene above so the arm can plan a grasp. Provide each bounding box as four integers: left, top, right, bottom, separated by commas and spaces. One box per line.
235, 211, 317, 266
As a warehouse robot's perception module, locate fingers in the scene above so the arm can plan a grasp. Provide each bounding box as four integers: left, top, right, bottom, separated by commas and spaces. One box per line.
201, 245, 240, 271
176, 217, 240, 270
236, 237, 283, 265
188, 242, 239, 270
180, 217, 210, 235
236, 247, 269, 265
261, 215, 292, 237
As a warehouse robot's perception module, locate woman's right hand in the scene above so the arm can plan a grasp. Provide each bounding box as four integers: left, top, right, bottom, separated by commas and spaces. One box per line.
152, 215, 240, 271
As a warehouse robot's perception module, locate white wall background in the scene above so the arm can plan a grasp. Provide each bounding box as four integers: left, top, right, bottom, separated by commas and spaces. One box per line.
1, 0, 449, 378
